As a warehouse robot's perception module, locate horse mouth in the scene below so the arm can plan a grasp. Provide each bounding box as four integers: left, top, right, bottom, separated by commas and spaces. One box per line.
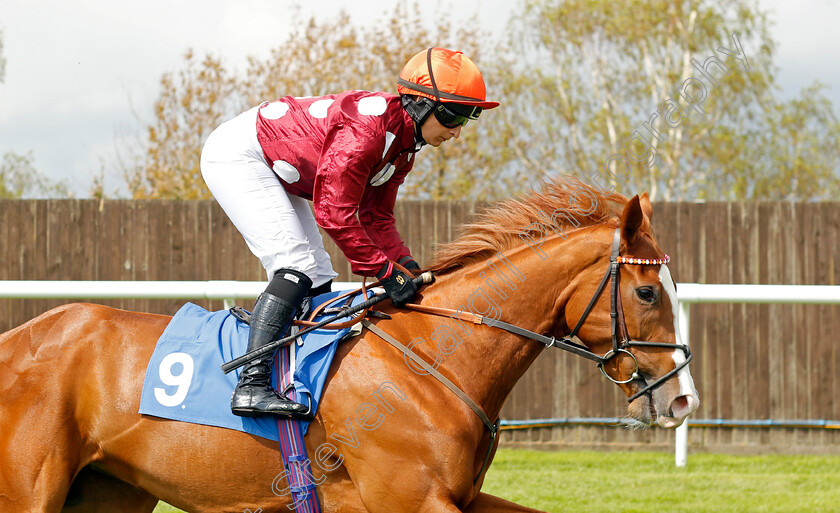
623, 397, 655, 429
626, 377, 657, 427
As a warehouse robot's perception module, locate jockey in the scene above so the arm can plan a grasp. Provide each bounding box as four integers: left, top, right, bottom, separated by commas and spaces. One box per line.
200, 47, 499, 419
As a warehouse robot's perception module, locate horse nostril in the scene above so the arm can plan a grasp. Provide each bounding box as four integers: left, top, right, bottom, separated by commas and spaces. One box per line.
669, 395, 694, 418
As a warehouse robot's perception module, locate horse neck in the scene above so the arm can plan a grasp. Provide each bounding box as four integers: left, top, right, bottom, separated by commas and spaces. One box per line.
420, 225, 612, 419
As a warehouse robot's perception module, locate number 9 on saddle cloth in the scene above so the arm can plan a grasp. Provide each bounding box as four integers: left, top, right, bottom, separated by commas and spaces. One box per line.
138, 290, 371, 441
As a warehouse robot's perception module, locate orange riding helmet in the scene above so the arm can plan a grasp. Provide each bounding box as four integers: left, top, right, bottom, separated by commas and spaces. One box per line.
397, 48, 500, 110
397, 48, 499, 130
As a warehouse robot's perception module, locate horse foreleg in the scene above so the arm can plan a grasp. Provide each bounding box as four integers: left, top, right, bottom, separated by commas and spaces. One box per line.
463, 492, 548, 513
61, 466, 159, 513
0, 421, 81, 512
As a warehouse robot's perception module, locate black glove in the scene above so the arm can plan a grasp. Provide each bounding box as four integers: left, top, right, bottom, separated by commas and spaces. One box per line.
377, 261, 418, 308
398, 256, 421, 273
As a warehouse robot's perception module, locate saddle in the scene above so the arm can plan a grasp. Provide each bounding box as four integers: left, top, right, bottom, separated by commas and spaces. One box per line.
138, 289, 375, 441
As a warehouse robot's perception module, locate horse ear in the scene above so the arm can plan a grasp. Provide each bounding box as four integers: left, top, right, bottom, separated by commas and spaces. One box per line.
620, 195, 646, 244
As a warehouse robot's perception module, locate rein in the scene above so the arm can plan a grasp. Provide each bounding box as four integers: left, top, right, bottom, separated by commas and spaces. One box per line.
243, 231, 690, 483
360, 228, 691, 485
404, 228, 691, 403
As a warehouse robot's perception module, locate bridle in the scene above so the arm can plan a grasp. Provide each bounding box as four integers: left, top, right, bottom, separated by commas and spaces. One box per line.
361, 227, 692, 484
480, 228, 692, 402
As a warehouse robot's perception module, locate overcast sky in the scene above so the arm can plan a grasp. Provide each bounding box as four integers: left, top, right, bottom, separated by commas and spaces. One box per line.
1, 0, 838, 197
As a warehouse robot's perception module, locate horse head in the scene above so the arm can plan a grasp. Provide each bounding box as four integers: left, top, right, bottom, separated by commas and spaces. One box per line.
562, 192, 699, 428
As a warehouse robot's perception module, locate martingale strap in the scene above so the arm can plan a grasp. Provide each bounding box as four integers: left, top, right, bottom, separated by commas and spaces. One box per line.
361, 320, 499, 485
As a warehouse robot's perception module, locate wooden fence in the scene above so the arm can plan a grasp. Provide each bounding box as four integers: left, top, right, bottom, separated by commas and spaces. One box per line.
1, 199, 839, 454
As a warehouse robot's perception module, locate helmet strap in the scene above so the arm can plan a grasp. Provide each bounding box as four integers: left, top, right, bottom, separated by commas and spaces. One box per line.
400, 95, 435, 143
398, 49, 447, 145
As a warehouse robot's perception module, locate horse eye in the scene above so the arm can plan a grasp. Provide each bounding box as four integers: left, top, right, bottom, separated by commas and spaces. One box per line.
636, 287, 657, 303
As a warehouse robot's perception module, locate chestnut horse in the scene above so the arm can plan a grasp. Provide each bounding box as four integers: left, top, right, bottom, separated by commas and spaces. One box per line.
0, 178, 698, 513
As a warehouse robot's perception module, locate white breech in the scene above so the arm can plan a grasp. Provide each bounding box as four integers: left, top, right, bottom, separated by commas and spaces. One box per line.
200, 107, 337, 287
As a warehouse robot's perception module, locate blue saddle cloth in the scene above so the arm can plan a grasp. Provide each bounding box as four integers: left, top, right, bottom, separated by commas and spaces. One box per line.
138, 291, 366, 440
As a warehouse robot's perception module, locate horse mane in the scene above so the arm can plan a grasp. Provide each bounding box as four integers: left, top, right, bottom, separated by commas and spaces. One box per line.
428, 176, 628, 274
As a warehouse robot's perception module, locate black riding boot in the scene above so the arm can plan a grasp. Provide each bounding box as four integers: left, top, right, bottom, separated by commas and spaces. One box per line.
231, 269, 312, 418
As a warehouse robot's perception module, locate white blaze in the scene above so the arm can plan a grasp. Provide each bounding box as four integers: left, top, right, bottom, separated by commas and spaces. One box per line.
659, 265, 699, 402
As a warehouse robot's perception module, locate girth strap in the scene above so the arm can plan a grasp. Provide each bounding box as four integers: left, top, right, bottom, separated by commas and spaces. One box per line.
361, 319, 499, 484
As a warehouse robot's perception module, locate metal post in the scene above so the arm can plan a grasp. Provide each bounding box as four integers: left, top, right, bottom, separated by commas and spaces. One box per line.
675, 301, 690, 467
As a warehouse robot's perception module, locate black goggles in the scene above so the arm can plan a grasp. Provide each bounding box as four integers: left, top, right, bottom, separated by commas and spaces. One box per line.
433, 102, 482, 128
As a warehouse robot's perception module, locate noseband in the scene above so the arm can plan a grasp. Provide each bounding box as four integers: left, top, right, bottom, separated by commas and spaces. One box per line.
482, 228, 692, 402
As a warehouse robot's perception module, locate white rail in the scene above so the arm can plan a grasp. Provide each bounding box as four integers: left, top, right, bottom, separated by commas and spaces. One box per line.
0, 280, 360, 309
675, 283, 840, 467
2, 281, 839, 466
676, 283, 840, 304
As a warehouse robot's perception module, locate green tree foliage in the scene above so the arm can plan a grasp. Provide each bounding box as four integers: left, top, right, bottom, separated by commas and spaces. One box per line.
125, 0, 840, 201
493, 0, 840, 200
0, 151, 71, 199
735, 83, 840, 200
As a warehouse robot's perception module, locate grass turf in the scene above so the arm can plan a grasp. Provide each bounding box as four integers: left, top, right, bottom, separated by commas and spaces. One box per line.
153, 448, 840, 512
